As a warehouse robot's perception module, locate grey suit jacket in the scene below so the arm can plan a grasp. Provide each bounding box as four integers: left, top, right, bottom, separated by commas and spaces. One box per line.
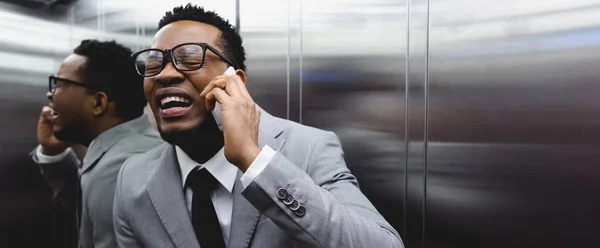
113, 109, 404, 248
33, 114, 163, 248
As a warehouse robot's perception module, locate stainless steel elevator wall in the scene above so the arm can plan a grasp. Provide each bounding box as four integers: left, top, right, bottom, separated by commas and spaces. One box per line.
1, 0, 599, 247
426, 1, 600, 247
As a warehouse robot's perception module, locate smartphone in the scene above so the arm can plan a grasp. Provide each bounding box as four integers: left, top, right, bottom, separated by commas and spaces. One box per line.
213, 66, 236, 130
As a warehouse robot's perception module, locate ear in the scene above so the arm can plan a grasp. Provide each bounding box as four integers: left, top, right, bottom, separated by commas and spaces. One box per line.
235, 69, 247, 85
92, 92, 109, 116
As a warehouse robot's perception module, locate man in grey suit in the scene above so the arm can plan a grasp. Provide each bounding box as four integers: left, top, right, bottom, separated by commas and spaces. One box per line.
113, 4, 404, 248
32, 39, 163, 247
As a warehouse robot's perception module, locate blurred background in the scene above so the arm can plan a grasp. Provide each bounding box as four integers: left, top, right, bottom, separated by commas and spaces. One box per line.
1, 0, 599, 247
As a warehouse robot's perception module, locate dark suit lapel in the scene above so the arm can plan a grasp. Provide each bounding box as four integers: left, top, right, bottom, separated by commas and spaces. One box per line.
228, 108, 286, 248
147, 145, 200, 248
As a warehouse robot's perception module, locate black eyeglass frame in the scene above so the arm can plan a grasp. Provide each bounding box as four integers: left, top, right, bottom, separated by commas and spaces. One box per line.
132, 42, 235, 77
48, 75, 104, 93
48, 75, 112, 100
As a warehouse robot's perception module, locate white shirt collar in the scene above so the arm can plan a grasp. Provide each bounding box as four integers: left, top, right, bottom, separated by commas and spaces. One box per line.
175, 146, 238, 193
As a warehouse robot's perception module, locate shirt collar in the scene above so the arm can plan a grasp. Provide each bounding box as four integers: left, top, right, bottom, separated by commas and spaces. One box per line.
175, 146, 238, 193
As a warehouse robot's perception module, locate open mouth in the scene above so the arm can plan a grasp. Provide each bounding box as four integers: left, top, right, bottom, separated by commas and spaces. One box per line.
159, 96, 192, 109
157, 95, 193, 118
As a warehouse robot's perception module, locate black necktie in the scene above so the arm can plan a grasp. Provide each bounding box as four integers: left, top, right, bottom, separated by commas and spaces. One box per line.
186, 168, 226, 248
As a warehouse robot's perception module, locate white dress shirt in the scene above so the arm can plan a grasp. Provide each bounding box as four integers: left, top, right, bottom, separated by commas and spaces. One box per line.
35, 134, 102, 168
36, 146, 74, 164
176, 145, 276, 243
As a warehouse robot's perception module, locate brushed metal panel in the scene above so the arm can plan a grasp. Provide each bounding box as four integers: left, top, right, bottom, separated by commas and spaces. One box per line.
240, 0, 296, 120
426, 0, 600, 247
297, 0, 408, 238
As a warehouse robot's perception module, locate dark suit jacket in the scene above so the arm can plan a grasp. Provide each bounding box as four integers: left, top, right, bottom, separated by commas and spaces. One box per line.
0, 152, 57, 248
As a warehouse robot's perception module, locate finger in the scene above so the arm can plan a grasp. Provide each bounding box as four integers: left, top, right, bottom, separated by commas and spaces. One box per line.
225, 75, 247, 98
201, 76, 243, 98
213, 87, 232, 104
40, 106, 53, 122
204, 87, 231, 112
200, 76, 233, 97
229, 74, 252, 100
204, 90, 216, 112
200, 77, 220, 97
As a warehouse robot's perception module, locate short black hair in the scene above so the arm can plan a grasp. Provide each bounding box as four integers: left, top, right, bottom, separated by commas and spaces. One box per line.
74, 39, 146, 121
158, 4, 246, 71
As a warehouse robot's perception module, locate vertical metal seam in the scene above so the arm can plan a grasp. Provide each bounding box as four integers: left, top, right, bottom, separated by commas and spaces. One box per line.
403, 0, 411, 240
235, 0, 241, 33
135, 20, 140, 51
423, 0, 432, 246
96, 0, 101, 31
299, 0, 304, 124
286, 0, 291, 120
69, 5, 74, 49
102, 1, 105, 31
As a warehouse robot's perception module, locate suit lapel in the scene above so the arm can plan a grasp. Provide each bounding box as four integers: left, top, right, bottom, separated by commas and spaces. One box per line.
228, 108, 286, 248
227, 171, 262, 248
147, 145, 200, 248
146, 109, 286, 248
81, 146, 108, 174
80, 115, 150, 174
257, 108, 286, 151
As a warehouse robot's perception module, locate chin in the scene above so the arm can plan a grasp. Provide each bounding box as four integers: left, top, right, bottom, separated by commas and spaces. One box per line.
157, 117, 204, 144
158, 118, 204, 134
53, 118, 89, 144
53, 126, 76, 142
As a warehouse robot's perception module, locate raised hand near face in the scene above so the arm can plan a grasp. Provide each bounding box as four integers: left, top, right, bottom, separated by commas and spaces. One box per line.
200, 70, 261, 172
37, 106, 75, 155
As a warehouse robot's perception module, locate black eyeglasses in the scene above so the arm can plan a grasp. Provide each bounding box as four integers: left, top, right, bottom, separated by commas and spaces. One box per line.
49, 75, 105, 93
132, 42, 235, 77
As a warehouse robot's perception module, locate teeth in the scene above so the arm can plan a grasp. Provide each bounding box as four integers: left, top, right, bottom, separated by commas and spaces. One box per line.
160, 96, 190, 105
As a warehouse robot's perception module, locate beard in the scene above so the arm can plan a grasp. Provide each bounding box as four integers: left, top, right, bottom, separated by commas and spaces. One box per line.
159, 113, 224, 164
54, 119, 90, 145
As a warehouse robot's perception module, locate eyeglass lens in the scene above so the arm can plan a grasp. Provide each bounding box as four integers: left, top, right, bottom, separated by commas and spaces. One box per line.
135, 44, 206, 76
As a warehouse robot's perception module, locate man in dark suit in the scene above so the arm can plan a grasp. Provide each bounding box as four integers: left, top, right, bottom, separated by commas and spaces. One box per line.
113, 4, 404, 248
31, 39, 163, 247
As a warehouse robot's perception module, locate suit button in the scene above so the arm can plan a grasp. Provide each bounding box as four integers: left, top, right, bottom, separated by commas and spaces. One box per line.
290, 200, 300, 210
283, 194, 294, 205
294, 206, 306, 217
276, 188, 288, 200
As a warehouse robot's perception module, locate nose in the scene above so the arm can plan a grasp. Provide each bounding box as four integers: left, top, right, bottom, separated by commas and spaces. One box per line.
155, 61, 185, 86
46, 91, 53, 101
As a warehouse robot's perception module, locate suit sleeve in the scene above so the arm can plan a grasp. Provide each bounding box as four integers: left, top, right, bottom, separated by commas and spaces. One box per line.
113, 157, 142, 248
30, 146, 80, 248
241, 131, 404, 248
31, 146, 80, 212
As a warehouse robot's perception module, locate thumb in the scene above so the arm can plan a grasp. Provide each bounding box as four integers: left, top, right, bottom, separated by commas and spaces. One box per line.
40, 106, 53, 123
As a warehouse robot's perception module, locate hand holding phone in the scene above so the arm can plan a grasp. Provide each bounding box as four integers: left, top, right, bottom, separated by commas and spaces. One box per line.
213, 66, 236, 130
201, 66, 261, 170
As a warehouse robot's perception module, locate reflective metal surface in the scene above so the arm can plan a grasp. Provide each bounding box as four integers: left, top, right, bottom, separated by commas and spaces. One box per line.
426, 0, 600, 247
1, 0, 599, 247
241, 0, 409, 235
